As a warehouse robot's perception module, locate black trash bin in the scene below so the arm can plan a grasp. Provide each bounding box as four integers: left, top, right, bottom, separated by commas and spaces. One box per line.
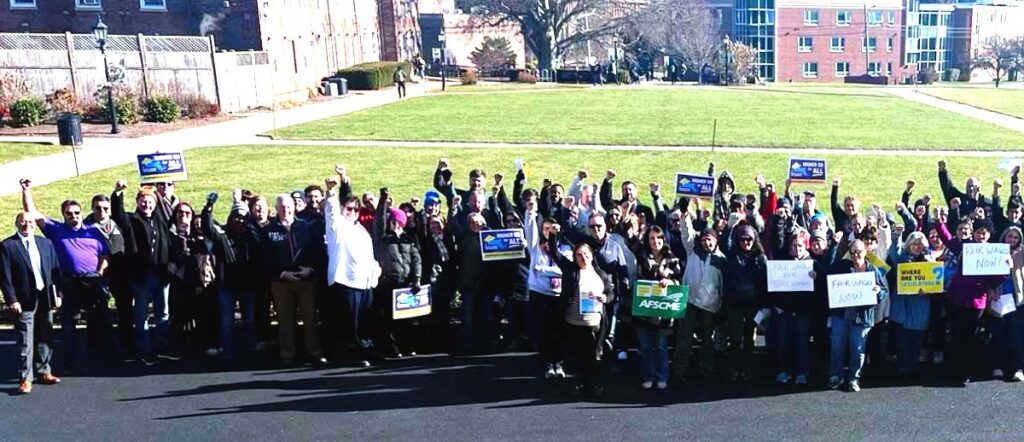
57, 113, 83, 146
332, 77, 348, 95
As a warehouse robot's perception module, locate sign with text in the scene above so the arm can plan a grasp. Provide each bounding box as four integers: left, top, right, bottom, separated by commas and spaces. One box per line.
632, 280, 688, 319
675, 173, 715, 198
963, 243, 1011, 276
788, 158, 827, 182
392, 285, 431, 319
137, 152, 188, 184
480, 228, 527, 261
897, 262, 945, 295
827, 271, 878, 309
767, 260, 815, 293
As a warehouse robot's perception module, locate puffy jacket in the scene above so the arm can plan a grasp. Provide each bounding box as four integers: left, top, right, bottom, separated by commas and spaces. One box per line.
723, 250, 767, 309
372, 201, 422, 288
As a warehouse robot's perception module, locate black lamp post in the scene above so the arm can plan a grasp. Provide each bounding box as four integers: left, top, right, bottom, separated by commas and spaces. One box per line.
722, 35, 731, 86
93, 16, 120, 134
438, 30, 447, 91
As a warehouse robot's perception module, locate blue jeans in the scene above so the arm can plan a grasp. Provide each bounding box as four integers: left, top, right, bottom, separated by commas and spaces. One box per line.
829, 316, 871, 382
460, 289, 494, 352
636, 327, 669, 383
894, 323, 926, 375
776, 310, 811, 376
132, 269, 170, 356
218, 285, 255, 356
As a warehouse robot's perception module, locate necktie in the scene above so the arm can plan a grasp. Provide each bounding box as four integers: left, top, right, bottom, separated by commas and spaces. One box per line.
24, 238, 45, 291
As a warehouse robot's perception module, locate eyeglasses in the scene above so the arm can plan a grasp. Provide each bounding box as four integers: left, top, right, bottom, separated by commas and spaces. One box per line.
343, 206, 358, 213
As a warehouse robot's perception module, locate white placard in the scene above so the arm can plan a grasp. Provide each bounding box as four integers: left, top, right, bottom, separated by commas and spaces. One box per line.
767, 260, 815, 293
827, 271, 878, 309
963, 243, 1011, 276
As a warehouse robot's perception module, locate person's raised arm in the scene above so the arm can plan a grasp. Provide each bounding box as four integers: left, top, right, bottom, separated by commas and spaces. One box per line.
830, 176, 844, 225
110, 180, 130, 229
937, 160, 963, 205
513, 167, 526, 210
433, 158, 456, 203
18, 179, 46, 228
599, 169, 616, 209
373, 188, 391, 242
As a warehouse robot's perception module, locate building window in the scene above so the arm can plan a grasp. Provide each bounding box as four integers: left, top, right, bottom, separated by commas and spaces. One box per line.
862, 37, 877, 53
803, 9, 819, 25
140, 0, 166, 10
888, 10, 896, 24
836, 62, 850, 77
830, 36, 846, 52
837, 10, 852, 26
10, 0, 36, 8
798, 36, 813, 53
868, 62, 882, 76
868, 10, 883, 26
802, 62, 819, 78
76, 0, 102, 9
886, 62, 893, 76
886, 37, 894, 53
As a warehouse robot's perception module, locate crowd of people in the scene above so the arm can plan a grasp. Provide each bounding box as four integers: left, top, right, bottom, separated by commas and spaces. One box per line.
3, 158, 1023, 398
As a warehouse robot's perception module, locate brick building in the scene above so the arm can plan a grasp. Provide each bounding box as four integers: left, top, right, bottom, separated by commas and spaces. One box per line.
378, 0, 421, 61
950, 1, 1024, 82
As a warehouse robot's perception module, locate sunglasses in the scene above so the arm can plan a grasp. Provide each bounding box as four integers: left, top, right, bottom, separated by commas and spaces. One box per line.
64, 211, 81, 216
343, 206, 359, 213
157, 182, 175, 187
588, 224, 605, 229
740, 237, 754, 242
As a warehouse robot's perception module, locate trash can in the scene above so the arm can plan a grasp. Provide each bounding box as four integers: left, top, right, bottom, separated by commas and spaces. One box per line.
330, 77, 348, 95
57, 113, 83, 146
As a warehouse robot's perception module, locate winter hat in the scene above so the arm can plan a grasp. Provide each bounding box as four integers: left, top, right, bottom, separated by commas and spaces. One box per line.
388, 207, 408, 228
778, 197, 793, 209
810, 229, 829, 242
700, 227, 718, 241
229, 201, 249, 219
736, 224, 757, 241
424, 191, 442, 206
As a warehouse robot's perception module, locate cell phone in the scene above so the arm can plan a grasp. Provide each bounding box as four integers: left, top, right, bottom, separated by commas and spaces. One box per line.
207, 192, 219, 204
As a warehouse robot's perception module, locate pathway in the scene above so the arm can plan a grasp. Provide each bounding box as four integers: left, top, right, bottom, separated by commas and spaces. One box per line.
883, 87, 1024, 135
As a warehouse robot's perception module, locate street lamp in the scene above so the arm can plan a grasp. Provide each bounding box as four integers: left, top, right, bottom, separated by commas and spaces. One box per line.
93, 15, 120, 134
722, 34, 731, 86
438, 30, 447, 91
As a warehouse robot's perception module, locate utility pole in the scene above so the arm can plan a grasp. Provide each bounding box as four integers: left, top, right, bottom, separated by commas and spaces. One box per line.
864, 4, 870, 75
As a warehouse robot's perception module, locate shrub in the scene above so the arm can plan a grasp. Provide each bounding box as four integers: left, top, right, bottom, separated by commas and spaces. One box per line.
617, 69, 631, 85
516, 71, 537, 84
336, 61, 412, 90
919, 68, 938, 85
461, 69, 478, 85
46, 87, 82, 115
177, 94, 219, 119
0, 72, 31, 110
9, 97, 48, 127
144, 94, 180, 123
945, 68, 961, 82
91, 84, 141, 124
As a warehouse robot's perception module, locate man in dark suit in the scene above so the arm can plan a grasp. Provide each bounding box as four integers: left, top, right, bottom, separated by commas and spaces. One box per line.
1, 212, 63, 394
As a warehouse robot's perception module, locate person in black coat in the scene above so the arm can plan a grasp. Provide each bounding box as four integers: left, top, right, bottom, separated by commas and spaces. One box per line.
721, 224, 768, 381
1, 212, 62, 393
371, 188, 423, 358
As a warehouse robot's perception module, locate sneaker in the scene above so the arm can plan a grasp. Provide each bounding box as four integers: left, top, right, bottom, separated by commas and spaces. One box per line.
827, 375, 843, 390
141, 356, 158, 366
795, 374, 808, 385
544, 365, 557, 380
254, 341, 269, 351
204, 347, 223, 357
553, 364, 566, 379
157, 352, 182, 361
1013, 370, 1024, 382
993, 369, 1005, 379
656, 381, 668, 390
918, 349, 928, 363
641, 381, 653, 390
932, 351, 944, 365
848, 380, 861, 392
355, 360, 371, 368
775, 372, 792, 384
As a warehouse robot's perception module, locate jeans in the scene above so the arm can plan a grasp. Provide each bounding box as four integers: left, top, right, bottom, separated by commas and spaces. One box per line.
60, 276, 112, 368
636, 327, 669, 383
567, 323, 603, 389
218, 285, 255, 356
132, 269, 170, 356
529, 292, 563, 365
333, 284, 373, 360
460, 289, 494, 352
893, 323, 926, 375
776, 310, 812, 376
948, 305, 984, 380
829, 316, 871, 382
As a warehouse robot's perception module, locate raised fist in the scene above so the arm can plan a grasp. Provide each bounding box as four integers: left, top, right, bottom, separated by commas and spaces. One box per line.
605, 169, 617, 180
937, 160, 947, 171
578, 169, 589, 180
18, 178, 30, 190
832, 177, 841, 187
437, 158, 450, 169
650, 182, 661, 194
754, 174, 766, 188
906, 180, 916, 191
115, 180, 129, 192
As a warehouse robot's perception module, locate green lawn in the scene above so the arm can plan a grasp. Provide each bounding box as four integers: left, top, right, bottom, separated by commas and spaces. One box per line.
275, 88, 1024, 150
1, 144, 1018, 226
0, 143, 69, 164
919, 87, 1024, 120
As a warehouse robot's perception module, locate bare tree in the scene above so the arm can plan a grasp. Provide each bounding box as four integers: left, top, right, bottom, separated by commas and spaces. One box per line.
971, 36, 1023, 88
632, 0, 723, 72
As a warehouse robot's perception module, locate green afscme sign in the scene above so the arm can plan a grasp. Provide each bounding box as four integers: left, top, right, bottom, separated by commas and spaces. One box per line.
632, 280, 688, 319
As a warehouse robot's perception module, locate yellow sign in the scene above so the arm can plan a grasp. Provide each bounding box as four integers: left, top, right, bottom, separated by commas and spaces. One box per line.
897, 262, 944, 295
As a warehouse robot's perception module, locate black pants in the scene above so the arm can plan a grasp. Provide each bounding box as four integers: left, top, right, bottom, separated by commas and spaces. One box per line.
169, 283, 218, 351
926, 297, 947, 353
333, 283, 374, 360
15, 298, 53, 382
254, 280, 273, 344
374, 284, 416, 356
60, 276, 112, 368
948, 305, 984, 380
426, 276, 454, 352
566, 322, 603, 388
530, 292, 563, 365
109, 273, 134, 353
396, 81, 406, 98
726, 306, 757, 374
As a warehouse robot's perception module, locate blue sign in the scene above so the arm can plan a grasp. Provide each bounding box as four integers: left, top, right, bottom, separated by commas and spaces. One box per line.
480, 228, 526, 261
393, 285, 432, 319
675, 173, 715, 198
789, 158, 827, 182
137, 152, 188, 184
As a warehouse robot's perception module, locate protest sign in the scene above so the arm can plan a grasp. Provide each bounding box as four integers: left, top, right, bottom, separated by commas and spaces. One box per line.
827, 272, 878, 308
392, 285, 431, 319
788, 158, 827, 182
675, 173, 715, 198
963, 243, 1011, 276
897, 262, 944, 295
579, 292, 603, 315
480, 229, 526, 261
767, 260, 814, 293
137, 152, 187, 184
632, 280, 688, 319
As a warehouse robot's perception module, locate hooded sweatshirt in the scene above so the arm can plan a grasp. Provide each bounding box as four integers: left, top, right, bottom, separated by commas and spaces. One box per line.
681, 212, 726, 313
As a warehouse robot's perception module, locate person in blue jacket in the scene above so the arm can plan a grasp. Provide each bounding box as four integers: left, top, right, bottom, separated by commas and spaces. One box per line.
887, 231, 933, 378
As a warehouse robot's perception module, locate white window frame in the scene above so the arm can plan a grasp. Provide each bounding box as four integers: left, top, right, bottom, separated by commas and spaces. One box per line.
886, 62, 893, 76
868, 62, 882, 76
803, 9, 819, 26
139, 0, 167, 10
861, 37, 877, 53
868, 10, 883, 27
830, 36, 845, 52
886, 37, 894, 53
802, 62, 819, 78
835, 62, 850, 77
837, 10, 852, 26
10, 0, 36, 9
798, 36, 813, 53
76, 0, 102, 10
888, 10, 896, 24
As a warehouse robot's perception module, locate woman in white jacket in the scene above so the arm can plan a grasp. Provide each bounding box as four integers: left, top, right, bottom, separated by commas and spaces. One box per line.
324, 165, 382, 368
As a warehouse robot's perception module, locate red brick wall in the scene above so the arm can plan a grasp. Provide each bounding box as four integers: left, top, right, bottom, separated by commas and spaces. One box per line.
775, 7, 905, 83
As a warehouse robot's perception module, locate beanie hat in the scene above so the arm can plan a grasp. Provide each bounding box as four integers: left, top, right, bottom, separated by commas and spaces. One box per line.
424, 191, 442, 206
810, 228, 828, 242
700, 227, 718, 240
389, 208, 408, 228
779, 197, 793, 208
230, 201, 249, 218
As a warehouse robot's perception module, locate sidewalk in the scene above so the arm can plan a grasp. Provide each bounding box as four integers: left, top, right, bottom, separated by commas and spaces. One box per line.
0, 81, 438, 197
883, 87, 1024, 134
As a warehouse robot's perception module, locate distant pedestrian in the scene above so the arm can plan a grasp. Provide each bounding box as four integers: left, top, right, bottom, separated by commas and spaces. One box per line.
394, 68, 408, 99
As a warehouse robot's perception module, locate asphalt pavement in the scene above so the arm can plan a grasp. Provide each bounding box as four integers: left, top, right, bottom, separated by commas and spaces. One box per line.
2, 329, 1023, 442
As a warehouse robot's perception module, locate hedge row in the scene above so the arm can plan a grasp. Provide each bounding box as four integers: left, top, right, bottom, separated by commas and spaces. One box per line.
336, 61, 413, 90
